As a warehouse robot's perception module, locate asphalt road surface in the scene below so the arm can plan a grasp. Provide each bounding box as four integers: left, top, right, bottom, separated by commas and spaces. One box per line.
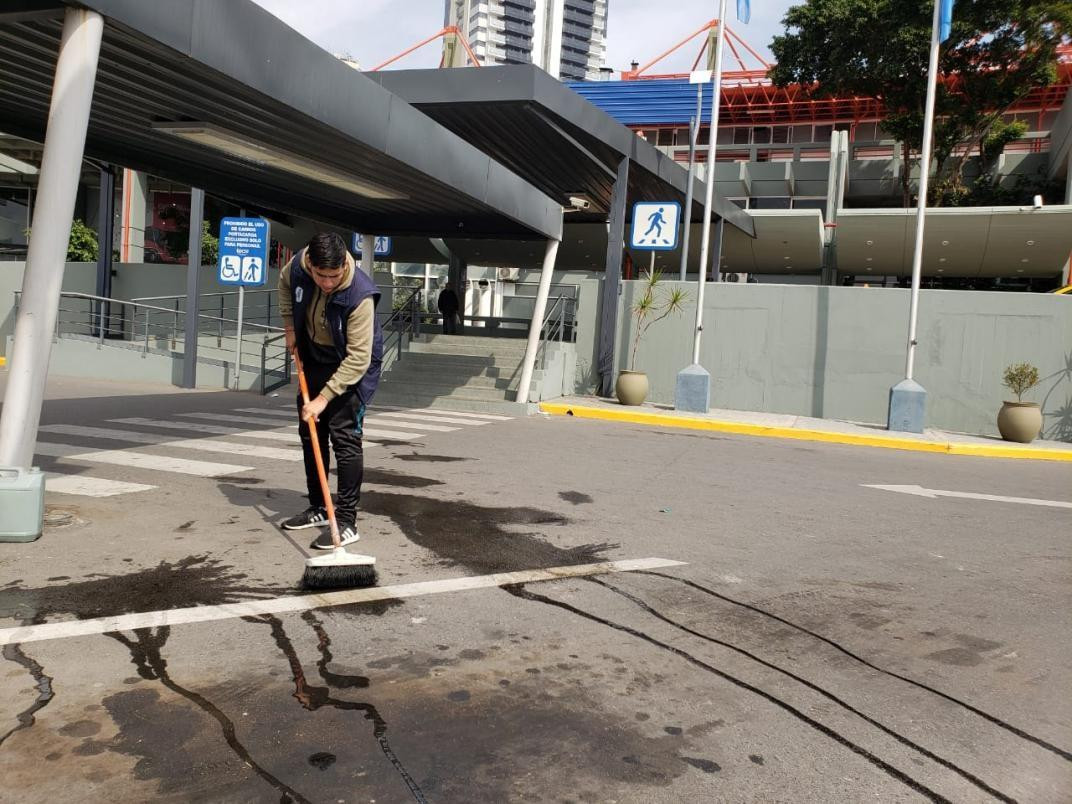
1, 376, 1069, 803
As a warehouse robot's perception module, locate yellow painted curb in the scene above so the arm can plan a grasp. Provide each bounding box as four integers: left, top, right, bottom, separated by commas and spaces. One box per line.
539, 402, 1072, 463
0, 356, 5, 367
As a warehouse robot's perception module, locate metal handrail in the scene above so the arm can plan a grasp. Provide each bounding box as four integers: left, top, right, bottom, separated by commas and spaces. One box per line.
380, 287, 422, 368
27, 291, 289, 393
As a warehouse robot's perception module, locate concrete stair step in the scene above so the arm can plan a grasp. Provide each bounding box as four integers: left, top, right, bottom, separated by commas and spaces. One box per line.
382, 368, 536, 391
415, 334, 528, 349
384, 363, 534, 384
374, 379, 517, 402
399, 352, 526, 370
407, 341, 529, 359
372, 392, 530, 416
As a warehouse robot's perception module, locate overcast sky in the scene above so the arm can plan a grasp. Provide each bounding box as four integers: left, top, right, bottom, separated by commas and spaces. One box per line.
250, 0, 796, 73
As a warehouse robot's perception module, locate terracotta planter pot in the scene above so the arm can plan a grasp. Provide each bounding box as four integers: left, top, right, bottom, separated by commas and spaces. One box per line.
615, 370, 649, 406
997, 401, 1042, 444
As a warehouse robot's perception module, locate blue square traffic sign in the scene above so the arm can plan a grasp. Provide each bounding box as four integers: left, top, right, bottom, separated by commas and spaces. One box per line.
218, 217, 270, 287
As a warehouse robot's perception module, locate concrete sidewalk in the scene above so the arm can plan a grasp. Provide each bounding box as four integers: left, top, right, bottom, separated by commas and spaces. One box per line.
539, 396, 1072, 462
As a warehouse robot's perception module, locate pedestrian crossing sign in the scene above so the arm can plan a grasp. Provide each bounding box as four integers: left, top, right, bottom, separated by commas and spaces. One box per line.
630, 201, 681, 251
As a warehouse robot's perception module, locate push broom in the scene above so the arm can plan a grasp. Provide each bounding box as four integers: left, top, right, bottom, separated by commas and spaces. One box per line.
293, 349, 378, 590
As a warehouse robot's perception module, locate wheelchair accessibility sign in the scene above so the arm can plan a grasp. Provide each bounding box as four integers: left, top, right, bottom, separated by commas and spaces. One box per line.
218, 217, 270, 286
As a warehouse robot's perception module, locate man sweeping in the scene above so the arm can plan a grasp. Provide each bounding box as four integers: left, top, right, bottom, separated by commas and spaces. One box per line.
278, 232, 383, 550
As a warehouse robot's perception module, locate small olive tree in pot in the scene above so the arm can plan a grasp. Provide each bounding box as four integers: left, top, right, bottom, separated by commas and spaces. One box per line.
997, 362, 1042, 443
616, 270, 688, 405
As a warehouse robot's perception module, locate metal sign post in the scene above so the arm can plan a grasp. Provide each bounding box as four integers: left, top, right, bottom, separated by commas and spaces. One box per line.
218, 216, 269, 390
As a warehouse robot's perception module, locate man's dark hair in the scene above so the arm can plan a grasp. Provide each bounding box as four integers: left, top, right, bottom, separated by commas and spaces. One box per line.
306, 232, 347, 270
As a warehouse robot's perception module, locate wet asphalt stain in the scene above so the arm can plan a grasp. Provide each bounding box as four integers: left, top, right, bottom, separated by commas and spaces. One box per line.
214, 475, 264, 485
681, 756, 721, 773
0, 556, 288, 624
363, 468, 444, 489
247, 612, 428, 803
0, 644, 55, 749
393, 452, 470, 463
640, 570, 1072, 764
558, 491, 593, 505
57, 719, 100, 738
446, 690, 471, 702
362, 489, 614, 574
308, 751, 336, 770
175, 521, 196, 531
104, 627, 310, 803
750, 754, 765, 765
588, 576, 1014, 803
505, 584, 954, 804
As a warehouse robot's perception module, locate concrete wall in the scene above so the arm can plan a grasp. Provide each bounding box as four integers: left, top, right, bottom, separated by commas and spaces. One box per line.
615, 281, 1072, 441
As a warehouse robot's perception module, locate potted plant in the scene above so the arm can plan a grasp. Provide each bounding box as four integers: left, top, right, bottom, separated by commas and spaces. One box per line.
616, 270, 688, 405
997, 362, 1042, 443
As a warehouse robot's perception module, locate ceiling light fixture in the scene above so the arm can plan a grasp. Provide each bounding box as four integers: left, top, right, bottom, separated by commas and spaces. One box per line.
151, 122, 407, 200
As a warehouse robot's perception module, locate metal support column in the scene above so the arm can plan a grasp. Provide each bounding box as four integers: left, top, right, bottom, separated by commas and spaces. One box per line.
598, 156, 630, 397
517, 234, 562, 404
181, 187, 205, 389
0, 8, 104, 470
360, 233, 374, 277
95, 164, 114, 336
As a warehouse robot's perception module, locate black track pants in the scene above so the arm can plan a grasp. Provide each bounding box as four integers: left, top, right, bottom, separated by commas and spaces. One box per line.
296, 360, 365, 526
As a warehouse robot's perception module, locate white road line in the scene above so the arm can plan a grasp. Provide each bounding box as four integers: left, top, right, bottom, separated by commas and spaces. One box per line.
374, 411, 493, 427
34, 441, 254, 477
181, 412, 297, 428
233, 407, 295, 418
863, 484, 1072, 509
362, 428, 424, 440
38, 425, 302, 462
45, 473, 155, 497
379, 406, 512, 421
111, 417, 296, 443
0, 558, 685, 646
364, 418, 457, 433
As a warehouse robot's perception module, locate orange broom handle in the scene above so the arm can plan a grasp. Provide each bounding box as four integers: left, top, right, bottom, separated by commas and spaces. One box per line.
293, 349, 341, 549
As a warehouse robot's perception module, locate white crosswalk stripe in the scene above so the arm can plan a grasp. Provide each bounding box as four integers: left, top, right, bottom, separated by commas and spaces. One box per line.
374, 411, 493, 427
181, 412, 297, 428
38, 424, 302, 461
362, 428, 424, 441
110, 417, 296, 443
34, 441, 254, 477
364, 417, 457, 433
233, 407, 294, 418
377, 406, 512, 421
46, 473, 155, 497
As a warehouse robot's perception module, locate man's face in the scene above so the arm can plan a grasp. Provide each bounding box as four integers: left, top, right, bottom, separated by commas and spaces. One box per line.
310, 263, 345, 293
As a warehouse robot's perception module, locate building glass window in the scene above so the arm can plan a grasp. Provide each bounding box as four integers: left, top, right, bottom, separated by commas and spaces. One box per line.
772, 125, 790, 144
813, 125, 833, 143
657, 128, 674, 146
732, 127, 750, 145
791, 125, 813, 143
752, 126, 772, 144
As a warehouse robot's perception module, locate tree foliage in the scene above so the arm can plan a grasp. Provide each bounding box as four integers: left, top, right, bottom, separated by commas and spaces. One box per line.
769, 0, 1072, 205
66, 219, 99, 262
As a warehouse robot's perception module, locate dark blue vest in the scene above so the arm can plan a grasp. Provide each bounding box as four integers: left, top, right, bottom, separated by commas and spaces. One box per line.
289, 253, 383, 404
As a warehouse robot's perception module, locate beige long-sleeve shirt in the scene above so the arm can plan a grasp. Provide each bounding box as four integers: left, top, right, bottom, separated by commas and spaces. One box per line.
278, 249, 375, 401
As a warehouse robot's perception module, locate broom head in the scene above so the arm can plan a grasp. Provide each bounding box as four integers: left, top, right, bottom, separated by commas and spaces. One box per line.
302, 548, 378, 590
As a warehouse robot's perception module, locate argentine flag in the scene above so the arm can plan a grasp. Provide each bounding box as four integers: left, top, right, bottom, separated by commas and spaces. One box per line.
939, 0, 954, 42
737, 0, 751, 24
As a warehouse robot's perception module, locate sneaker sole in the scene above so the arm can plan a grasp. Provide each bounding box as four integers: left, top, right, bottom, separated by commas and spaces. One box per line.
310, 532, 360, 550
281, 519, 329, 531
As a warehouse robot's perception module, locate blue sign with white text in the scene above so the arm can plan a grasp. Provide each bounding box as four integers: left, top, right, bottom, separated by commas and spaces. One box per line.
218, 217, 270, 286
352, 233, 392, 258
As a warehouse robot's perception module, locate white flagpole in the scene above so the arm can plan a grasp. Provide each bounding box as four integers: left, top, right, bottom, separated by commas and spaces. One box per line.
904, 0, 943, 380
693, 0, 727, 365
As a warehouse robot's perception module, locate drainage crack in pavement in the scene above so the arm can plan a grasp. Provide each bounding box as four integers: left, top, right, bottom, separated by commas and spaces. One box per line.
107, 626, 311, 804
639, 570, 1072, 764
504, 583, 953, 804
0, 642, 55, 750
246, 612, 428, 804
588, 576, 1015, 804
